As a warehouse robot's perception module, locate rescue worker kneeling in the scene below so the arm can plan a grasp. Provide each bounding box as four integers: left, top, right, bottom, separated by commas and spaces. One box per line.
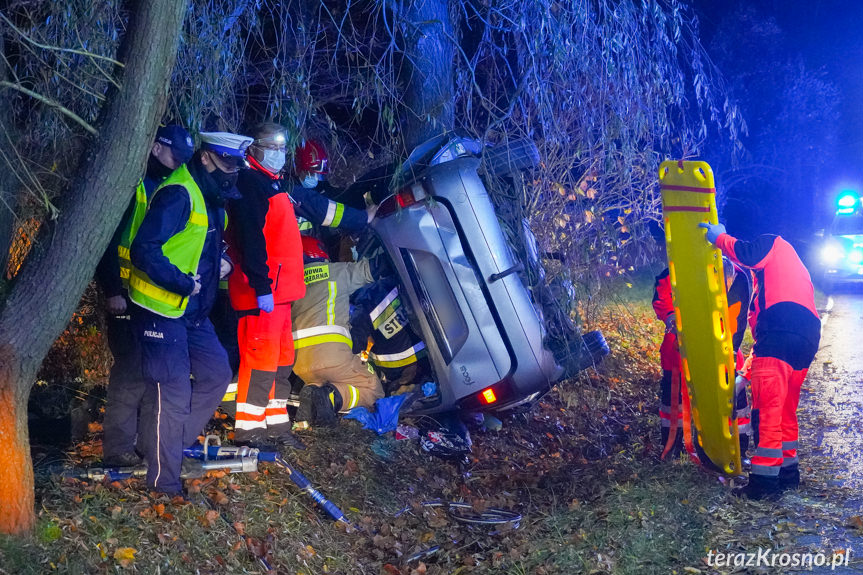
291, 237, 385, 427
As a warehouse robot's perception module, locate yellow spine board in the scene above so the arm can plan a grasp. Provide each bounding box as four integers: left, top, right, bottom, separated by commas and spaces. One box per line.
658, 160, 741, 476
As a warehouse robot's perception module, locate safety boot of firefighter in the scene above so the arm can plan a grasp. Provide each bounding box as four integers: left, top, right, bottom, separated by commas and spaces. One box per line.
732, 473, 782, 501
296, 384, 341, 428
777, 464, 800, 491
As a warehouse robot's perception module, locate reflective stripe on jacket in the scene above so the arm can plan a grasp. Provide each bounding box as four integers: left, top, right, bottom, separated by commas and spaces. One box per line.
291, 260, 373, 348
128, 165, 208, 318
117, 179, 149, 287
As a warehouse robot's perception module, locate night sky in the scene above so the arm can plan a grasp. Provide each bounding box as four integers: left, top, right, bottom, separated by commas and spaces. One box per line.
696, 0, 863, 192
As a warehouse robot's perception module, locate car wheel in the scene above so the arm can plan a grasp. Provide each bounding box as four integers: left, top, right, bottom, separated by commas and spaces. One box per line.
482, 139, 540, 176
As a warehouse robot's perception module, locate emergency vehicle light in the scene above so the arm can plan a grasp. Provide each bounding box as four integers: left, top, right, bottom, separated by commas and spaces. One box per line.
479, 387, 497, 404
837, 191, 859, 210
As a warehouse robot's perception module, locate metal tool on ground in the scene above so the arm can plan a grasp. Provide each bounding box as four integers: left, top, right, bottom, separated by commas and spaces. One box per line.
186, 435, 352, 527
69, 465, 148, 482
421, 500, 522, 527
73, 436, 351, 527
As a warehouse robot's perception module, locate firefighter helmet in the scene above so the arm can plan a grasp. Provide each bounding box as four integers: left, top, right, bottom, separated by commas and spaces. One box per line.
301, 235, 329, 261
295, 140, 329, 175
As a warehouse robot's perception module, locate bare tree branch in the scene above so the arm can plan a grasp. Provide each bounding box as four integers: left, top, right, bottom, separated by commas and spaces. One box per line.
0, 81, 97, 135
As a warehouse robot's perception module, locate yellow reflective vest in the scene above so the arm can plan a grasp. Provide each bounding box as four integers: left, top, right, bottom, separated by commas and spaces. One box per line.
128, 165, 208, 318
117, 179, 149, 289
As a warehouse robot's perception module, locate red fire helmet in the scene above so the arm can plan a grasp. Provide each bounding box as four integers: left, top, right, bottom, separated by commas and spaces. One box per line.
295, 139, 328, 175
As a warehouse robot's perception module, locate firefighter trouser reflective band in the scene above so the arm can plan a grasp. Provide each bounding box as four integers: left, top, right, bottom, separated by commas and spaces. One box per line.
235, 303, 294, 437
749, 356, 807, 477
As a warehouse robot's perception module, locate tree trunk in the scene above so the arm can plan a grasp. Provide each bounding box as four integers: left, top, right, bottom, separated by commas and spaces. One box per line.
0, 0, 189, 535
399, 0, 456, 150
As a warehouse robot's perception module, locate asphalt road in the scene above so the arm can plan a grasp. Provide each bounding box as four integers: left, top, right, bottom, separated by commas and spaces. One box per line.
787, 287, 863, 572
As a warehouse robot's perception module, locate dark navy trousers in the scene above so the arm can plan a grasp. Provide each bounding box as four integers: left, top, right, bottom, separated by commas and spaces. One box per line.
101, 311, 145, 460
132, 306, 231, 493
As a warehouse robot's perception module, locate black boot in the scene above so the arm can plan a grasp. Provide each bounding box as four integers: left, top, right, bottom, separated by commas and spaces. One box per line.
296, 385, 340, 427
234, 429, 279, 451
778, 464, 800, 491
733, 473, 782, 500
268, 429, 307, 450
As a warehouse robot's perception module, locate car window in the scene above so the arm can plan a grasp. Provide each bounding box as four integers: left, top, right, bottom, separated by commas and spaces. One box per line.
831, 214, 863, 236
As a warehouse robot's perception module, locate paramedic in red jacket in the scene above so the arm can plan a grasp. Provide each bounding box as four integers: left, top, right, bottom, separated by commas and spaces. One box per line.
700, 222, 820, 499
653, 258, 751, 458
227, 122, 306, 450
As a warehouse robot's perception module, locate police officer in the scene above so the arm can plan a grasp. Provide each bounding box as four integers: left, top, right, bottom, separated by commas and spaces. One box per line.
700, 221, 820, 499
292, 237, 385, 427
96, 125, 194, 467
129, 131, 251, 495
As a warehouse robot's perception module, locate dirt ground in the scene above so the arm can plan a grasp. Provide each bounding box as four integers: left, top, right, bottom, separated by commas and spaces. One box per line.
3, 288, 863, 574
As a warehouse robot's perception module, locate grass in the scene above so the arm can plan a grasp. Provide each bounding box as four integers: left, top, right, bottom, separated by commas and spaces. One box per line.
7, 272, 847, 574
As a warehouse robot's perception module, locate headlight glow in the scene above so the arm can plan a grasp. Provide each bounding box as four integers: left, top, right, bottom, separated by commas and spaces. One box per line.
821, 243, 845, 264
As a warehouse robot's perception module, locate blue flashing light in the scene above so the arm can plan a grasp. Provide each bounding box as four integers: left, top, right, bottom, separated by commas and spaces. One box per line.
837, 192, 859, 209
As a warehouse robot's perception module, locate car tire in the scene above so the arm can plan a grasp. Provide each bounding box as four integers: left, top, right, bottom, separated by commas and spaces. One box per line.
482, 139, 540, 176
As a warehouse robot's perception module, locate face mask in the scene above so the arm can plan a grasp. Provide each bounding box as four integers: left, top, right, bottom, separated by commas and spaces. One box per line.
211, 168, 239, 195
147, 154, 174, 180
302, 173, 319, 189
261, 149, 286, 174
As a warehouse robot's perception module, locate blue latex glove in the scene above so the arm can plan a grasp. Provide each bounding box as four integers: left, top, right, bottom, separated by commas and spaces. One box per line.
257, 293, 274, 313
698, 222, 726, 244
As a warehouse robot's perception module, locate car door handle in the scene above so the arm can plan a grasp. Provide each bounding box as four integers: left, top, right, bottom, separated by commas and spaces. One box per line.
489, 262, 524, 282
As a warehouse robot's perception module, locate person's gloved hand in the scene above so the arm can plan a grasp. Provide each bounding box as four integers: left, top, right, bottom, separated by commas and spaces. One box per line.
257, 293, 274, 313
106, 295, 127, 316
698, 222, 726, 244
190, 274, 202, 296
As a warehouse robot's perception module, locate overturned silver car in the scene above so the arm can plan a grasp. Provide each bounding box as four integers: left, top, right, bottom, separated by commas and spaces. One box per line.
356, 134, 608, 414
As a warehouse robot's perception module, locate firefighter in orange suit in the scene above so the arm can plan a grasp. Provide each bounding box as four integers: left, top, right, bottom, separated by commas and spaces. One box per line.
291, 237, 385, 427
227, 122, 305, 449
653, 257, 751, 459
701, 222, 820, 499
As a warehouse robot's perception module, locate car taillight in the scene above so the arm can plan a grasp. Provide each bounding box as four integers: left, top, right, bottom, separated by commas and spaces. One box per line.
479, 387, 497, 405
456, 378, 514, 411
377, 183, 427, 218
